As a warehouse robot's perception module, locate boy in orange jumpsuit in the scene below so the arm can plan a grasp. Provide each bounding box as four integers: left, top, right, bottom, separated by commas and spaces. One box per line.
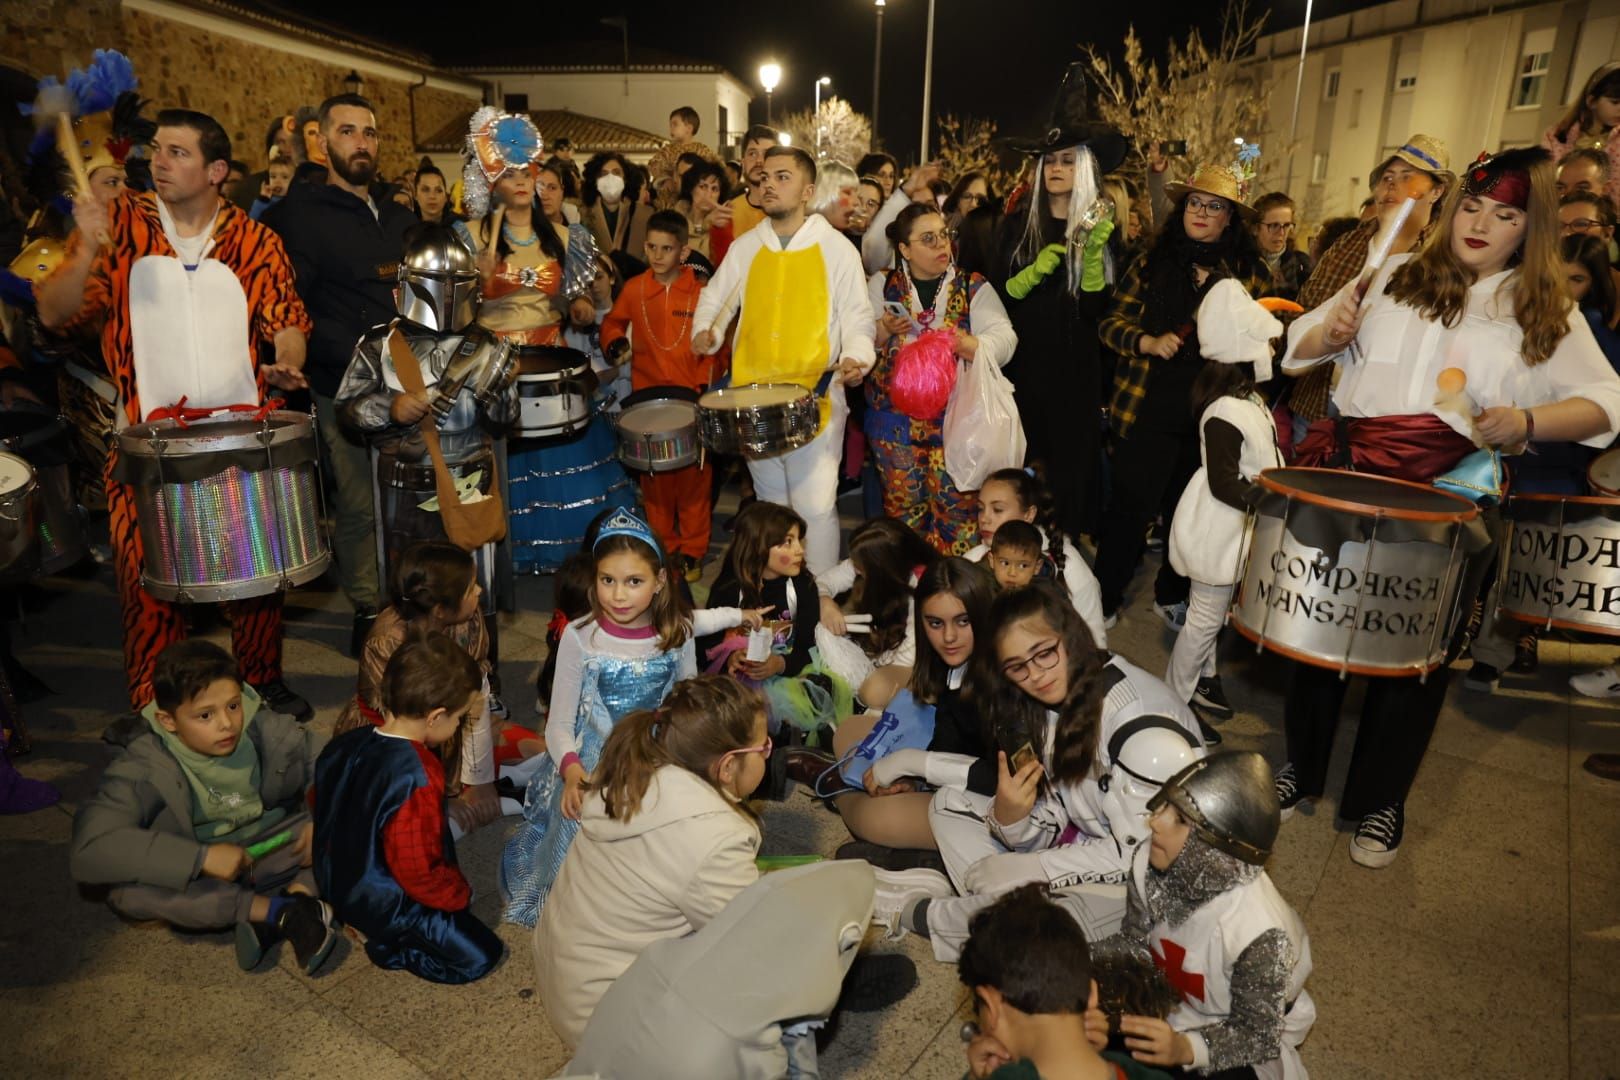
601, 210, 712, 580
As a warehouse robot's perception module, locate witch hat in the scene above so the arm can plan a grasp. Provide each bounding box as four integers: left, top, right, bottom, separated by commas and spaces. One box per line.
1006, 62, 1128, 174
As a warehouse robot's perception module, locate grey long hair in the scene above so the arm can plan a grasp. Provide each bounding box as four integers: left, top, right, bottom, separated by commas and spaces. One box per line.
1015, 144, 1110, 295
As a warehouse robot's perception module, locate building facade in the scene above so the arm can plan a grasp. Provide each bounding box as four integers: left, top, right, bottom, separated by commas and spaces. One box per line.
1250, 0, 1620, 223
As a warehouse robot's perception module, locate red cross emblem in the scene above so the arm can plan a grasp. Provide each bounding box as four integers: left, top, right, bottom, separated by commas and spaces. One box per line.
1150, 937, 1206, 1003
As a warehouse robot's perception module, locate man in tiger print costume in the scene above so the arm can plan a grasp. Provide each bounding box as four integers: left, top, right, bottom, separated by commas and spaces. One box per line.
36, 108, 315, 739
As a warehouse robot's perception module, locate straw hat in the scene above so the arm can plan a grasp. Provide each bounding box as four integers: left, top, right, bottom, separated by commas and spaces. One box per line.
1164, 164, 1256, 220
1371, 134, 1452, 186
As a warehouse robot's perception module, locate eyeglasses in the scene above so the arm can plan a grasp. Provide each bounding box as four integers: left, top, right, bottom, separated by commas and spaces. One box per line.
1260, 221, 1296, 233
912, 228, 957, 249
722, 735, 773, 762
1186, 195, 1230, 216
1001, 641, 1062, 683
1562, 219, 1604, 234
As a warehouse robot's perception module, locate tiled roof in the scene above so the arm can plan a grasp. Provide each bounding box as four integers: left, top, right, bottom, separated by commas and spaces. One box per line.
163, 0, 439, 67
422, 109, 669, 156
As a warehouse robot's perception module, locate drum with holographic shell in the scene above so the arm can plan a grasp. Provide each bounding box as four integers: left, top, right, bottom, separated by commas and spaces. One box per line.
114, 411, 330, 602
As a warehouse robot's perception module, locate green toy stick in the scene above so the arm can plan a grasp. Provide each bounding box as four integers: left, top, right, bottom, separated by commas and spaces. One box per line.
755, 854, 825, 872
245, 829, 295, 860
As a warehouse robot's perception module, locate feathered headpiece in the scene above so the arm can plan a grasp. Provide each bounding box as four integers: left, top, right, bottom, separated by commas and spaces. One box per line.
461, 107, 543, 219
19, 50, 153, 202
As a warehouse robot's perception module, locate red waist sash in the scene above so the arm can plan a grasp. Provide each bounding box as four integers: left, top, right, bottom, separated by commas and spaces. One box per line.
1294, 413, 1475, 484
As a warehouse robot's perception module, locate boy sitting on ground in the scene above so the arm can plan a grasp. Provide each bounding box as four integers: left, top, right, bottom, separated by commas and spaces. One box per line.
989, 520, 1047, 591
70, 639, 335, 974
958, 885, 1171, 1079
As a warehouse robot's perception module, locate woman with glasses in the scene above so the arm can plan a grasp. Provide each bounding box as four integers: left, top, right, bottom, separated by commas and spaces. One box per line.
869, 203, 1017, 554
1094, 165, 1269, 641
868, 583, 1203, 957
1251, 191, 1312, 301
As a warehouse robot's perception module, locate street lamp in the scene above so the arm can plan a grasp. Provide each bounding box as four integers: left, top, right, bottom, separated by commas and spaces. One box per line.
814, 76, 831, 157
872, 1, 886, 144
759, 62, 782, 125
779, 132, 793, 146
343, 69, 363, 96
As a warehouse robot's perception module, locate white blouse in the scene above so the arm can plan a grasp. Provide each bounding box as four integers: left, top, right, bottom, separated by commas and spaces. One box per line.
1283, 254, 1620, 448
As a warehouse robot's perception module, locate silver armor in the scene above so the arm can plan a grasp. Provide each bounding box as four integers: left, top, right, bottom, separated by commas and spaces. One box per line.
396, 224, 480, 333
1148, 751, 1280, 866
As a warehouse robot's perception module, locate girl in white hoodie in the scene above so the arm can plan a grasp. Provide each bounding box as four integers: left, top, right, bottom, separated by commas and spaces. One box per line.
534, 676, 768, 1047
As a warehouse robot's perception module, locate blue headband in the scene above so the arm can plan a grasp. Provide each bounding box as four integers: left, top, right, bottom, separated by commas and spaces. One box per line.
594, 507, 663, 559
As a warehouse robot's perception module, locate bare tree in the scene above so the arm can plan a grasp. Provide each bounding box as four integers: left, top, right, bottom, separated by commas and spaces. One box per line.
779, 97, 872, 167
934, 114, 1022, 196
1081, 0, 1287, 194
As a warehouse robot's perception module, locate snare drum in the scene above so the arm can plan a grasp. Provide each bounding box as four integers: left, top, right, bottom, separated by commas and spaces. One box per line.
1231, 468, 1484, 677
0, 406, 89, 576
616, 386, 700, 472
1589, 447, 1620, 497
114, 410, 331, 602
1498, 494, 1620, 635
0, 451, 38, 575
515, 345, 598, 439
697, 383, 818, 457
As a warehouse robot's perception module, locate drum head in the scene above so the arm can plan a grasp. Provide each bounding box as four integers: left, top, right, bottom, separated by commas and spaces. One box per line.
700, 384, 810, 409
0, 451, 32, 495
619, 400, 697, 435
1259, 467, 1475, 520
1591, 448, 1620, 496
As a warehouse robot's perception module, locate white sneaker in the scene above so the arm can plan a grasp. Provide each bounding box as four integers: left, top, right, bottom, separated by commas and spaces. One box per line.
1570, 664, 1620, 699
1153, 601, 1188, 630
1104, 611, 1119, 630
870, 867, 954, 934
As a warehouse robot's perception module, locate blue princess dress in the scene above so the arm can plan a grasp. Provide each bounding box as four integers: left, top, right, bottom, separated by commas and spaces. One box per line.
499, 611, 742, 925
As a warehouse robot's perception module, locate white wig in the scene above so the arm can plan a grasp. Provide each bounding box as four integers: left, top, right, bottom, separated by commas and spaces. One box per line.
811, 160, 859, 218
1015, 144, 1109, 294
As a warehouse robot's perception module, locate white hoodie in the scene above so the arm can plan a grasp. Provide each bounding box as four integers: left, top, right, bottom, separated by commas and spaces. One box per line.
534, 764, 760, 1047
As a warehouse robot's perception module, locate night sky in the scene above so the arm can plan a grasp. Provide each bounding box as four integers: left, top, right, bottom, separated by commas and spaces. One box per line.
282, 0, 1388, 162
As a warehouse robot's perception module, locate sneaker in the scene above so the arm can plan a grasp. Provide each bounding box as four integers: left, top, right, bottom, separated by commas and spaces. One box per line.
1195, 717, 1223, 746
681, 555, 703, 584
1349, 803, 1404, 868
1144, 519, 1166, 552
1508, 633, 1539, 675
1274, 762, 1311, 822
1103, 611, 1119, 631
1463, 662, 1500, 693
1570, 664, 1620, 699
1192, 675, 1234, 718
349, 610, 378, 660
870, 867, 954, 935
234, 920, 275, 971
1153, 601, 1188, 630
251, 679, 314, 723
486, 692, 510, 721
274, 895, 337, 975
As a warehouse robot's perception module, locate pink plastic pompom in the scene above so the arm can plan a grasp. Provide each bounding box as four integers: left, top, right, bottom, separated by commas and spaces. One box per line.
889, 329, 959, 420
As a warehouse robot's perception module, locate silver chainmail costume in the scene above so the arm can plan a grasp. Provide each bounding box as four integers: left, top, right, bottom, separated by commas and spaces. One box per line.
1095, 833, 1292, 1074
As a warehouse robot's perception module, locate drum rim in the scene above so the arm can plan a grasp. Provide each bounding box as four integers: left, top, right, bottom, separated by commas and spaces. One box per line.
1257, 466, 1479, 523
1508, 491, 1620, 507
1588, 449, 1620, 496
118, 410, 315, 456
1228, 618, 1444, 677
622, 384, 701, 409
141, 550, 332, 602
1498, 606, 1620, 637
698, 382, 814, 406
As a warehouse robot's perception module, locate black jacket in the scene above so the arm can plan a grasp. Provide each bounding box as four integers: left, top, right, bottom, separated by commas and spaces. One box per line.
263, 181, 417, 397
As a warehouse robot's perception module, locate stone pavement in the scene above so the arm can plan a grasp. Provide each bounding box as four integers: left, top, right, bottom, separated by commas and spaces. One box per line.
4, 502, 1620, 1078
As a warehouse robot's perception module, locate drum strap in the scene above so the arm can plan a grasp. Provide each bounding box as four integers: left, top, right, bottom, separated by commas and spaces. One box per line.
387, 331, 507, 550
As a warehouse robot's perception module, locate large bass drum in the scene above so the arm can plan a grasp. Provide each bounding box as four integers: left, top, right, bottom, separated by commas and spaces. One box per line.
1497, 493, 1620, 635
114, 410, 331, 602
0, 405, 88, 577
1231, 468, 1484, 677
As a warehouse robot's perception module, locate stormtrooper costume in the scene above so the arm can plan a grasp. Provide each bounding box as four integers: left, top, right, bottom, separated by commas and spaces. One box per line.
914, 654, 1204, 961
1098, 752, 1315, 1080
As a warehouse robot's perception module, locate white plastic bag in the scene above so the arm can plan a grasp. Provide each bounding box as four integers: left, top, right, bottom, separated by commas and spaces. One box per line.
943, 357, 1026, 491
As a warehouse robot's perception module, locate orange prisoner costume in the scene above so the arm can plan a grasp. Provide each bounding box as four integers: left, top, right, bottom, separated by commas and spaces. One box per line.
600, 266, 712, 562
49, 191, 312, 708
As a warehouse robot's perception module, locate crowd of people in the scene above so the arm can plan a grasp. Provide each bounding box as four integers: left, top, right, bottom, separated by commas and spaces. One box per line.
2, 45, 1620, 1080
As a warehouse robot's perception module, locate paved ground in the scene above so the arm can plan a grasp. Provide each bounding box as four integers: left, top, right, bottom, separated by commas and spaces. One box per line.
4, 492, 1620, 1079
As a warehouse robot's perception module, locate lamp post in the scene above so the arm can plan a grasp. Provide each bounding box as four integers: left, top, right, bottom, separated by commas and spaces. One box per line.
919, 0, 936, 163
1284, 0, 1315, 195
814, 75, 831, 157
872, 0, 886, 143
759, 62, 782, 125
343, 69, 363, 96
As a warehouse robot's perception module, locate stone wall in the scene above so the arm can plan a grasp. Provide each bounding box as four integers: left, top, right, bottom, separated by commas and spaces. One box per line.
0, 2, 481, 179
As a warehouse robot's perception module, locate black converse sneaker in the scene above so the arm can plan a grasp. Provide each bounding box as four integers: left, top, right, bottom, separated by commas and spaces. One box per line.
1350, 803, 1405, 868
1274, 762, 1310, 821
1192, 675, 1234, 718
275, 895, 338, 975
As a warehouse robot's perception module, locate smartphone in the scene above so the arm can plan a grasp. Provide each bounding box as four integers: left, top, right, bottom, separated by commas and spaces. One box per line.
882, 300, 910, 321
1162, 139, 1188, 157
1010, 741, 1039, 775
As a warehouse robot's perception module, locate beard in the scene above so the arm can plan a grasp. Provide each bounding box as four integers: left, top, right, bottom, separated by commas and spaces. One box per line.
331, 149, 376, 187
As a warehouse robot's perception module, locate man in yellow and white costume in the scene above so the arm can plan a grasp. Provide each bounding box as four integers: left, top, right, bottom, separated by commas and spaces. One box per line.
693, 146, 875, 575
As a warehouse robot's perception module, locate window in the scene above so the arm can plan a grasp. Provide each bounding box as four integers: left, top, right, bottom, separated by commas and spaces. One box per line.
1311, 152, 1329, 183
718, 104, 729, 146
1513, 28, 1556, 110
1348, 88, 1363, 129
1324, 69, 1340, 100
1397, 75, 1418, 91
503, 93, 529, 114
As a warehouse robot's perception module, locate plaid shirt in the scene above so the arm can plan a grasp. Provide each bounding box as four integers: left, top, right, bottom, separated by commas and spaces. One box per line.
1289, 219, 1429, 421
1100, 258, 1271, 439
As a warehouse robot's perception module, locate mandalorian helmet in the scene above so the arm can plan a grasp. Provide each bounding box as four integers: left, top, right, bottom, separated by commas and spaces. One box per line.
1147, 751, 1280, 866
1098, 716, 1203, 852
396, 224, 479, 333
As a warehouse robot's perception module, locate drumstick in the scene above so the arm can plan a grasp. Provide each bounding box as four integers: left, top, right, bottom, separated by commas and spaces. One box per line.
703, 277, 744, 348
54, 113, 110, 247
1352, 196, 1416, 306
